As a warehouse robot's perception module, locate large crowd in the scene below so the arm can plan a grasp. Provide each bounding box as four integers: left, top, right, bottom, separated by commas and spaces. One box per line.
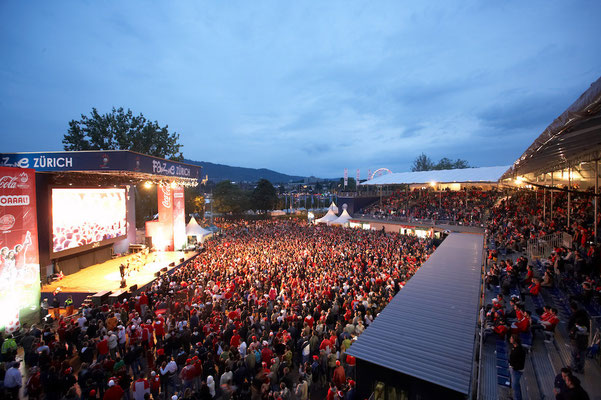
3, 184, 601, 399
362, 188, 499, 224
0, 221, 434, 400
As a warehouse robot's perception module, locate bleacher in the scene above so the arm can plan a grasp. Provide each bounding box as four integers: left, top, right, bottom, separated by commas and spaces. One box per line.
479, 250, 601, 400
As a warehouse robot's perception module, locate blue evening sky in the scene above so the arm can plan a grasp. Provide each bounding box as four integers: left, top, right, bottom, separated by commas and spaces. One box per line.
1, 1, 600, 178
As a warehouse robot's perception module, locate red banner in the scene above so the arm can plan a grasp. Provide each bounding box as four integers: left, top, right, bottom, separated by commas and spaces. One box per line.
156, 182, 174, 250
172, 186, 186, 250
0, 167, 39, 332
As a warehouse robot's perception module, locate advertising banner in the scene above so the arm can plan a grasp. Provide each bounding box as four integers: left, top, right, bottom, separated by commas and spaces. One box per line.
344, 168, 348, 187
0, 167, 39, 333
156, 182, 174, 250
0, 151, 201, 179
172, 186, 186, 251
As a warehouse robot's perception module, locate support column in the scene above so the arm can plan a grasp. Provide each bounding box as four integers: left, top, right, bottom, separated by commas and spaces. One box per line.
594, 160, 599, 244
568, 167, 571, 229
551, 171, 554, 220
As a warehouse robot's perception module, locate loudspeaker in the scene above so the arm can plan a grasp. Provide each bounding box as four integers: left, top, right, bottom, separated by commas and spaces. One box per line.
169, 262, 175, 267
161, 266, 168, 272
180, 258, 185, 263
129, 284, 138, 292
108, 290, 129, 304
155, 271, 161, 277
91, 290, 112, 306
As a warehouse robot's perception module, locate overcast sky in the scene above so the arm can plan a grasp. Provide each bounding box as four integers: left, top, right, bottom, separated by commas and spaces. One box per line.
1, 1, 600, 178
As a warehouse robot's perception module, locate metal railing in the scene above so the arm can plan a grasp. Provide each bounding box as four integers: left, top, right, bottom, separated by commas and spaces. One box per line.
527, 231, 573, 260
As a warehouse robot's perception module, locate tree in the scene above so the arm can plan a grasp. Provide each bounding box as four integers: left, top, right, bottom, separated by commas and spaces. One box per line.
62, 107, 183, 160
185, 186, 205, 218
411, 153, 434, 171
453, 159, 470, 169
412, 153, 470, 171
251, 179, 278, 213
433, 157, 454, 170
213, 181, 249, 215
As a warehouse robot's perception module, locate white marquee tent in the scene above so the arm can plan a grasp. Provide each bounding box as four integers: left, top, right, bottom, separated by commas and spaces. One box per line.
186, 217, 213, 243
315, 209, 339, 225
331, 204, 352, 226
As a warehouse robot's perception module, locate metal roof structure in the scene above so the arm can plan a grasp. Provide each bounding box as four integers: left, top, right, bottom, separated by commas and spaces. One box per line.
347, 232, 483, 395
502, 76, 601, 180
359, 166, 509, 186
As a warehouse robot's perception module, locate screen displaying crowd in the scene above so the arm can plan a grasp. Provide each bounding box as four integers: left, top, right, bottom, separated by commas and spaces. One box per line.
52, 188, 127, 254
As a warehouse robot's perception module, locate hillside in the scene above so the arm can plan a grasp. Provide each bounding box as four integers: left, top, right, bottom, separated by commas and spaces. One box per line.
184, 159, 305, 184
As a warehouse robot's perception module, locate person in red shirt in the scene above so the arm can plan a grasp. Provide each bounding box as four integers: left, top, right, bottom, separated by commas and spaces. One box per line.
97, 336, 109, 362
230, 330, 241, 348
153, 316, 165, 341
103, 380, 124, 400
332, 360, 346, 389
150, 371, 160, 399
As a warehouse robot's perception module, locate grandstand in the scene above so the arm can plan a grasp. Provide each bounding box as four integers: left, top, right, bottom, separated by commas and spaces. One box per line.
348, 76, 601, 399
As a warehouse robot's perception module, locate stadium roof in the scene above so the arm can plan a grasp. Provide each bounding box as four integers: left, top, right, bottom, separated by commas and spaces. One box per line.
360, 165, 509, 186
347, 232, 483, 395
502, 76, 601, 179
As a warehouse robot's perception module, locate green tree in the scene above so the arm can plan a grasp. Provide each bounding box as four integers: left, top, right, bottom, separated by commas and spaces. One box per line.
433, 157, 454, 170
413, 153, 470, 171
251, 179, 278, 213
411, 153, 434, 171
453, 158, 470, 169
213, 180, 249, 214
62, 107, 183, 159
185, 186, 205, 218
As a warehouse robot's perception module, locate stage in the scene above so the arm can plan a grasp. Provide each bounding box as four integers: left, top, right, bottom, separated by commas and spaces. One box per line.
42, 250, 197, 298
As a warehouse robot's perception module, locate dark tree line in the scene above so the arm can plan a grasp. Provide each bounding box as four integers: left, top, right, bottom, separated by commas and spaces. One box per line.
411, 153, 470, 171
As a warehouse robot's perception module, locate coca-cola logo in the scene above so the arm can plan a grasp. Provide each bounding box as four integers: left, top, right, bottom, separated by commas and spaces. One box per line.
161, 183, 172, 209
0, 214, 15, 231
0, 176, 18, 189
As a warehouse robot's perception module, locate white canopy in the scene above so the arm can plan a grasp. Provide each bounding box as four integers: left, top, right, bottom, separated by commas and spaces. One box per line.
186, 217, 212, 242
328, 202, 339, 214
360, 166, 510, 186
331, 205, 352, 226
314, 209, 338, 225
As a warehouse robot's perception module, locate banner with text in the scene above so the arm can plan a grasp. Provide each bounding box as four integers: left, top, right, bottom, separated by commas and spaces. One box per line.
0, 167, 40, 333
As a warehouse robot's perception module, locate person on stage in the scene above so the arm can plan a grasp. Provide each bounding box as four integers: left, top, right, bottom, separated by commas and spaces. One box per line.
119, 263, 125, 280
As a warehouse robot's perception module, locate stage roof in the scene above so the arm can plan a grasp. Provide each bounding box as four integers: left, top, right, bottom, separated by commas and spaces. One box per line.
502, 76, 601, 179
347, 232, 483, 395
0, 150, 201, 182
360, 165, 509, 186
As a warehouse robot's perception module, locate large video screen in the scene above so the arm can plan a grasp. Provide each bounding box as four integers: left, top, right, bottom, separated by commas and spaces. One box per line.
51, 188, 127, 255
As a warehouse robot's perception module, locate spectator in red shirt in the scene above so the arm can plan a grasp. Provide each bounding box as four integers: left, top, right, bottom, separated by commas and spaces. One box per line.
103, 380, 124, 400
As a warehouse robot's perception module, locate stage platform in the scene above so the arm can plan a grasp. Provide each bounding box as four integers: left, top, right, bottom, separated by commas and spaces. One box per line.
42, 250, 197, 298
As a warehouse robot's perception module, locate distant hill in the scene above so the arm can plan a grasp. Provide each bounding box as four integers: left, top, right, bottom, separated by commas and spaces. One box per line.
184, 159, 305, 184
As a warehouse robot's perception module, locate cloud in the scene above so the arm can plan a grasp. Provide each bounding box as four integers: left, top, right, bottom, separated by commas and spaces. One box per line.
1, 1, 600, 178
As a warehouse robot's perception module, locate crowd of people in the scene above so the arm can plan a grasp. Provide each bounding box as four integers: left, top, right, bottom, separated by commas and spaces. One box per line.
0, 221, 435, 400
3, 184, 601, 399
362, 188, 499, 224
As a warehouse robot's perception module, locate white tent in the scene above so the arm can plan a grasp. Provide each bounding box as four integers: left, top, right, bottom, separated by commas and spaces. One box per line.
328, 202, 339, 214
186, 217, 212, 243
314, 209, 338, 225
331, 204, 352, 226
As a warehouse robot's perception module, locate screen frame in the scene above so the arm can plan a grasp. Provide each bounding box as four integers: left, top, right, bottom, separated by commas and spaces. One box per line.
49, 186, 128, 259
